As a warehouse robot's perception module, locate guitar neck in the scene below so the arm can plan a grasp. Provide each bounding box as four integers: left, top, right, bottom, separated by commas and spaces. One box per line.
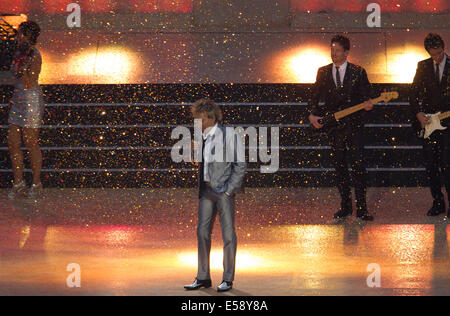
438, 111, 450, 121
334, 96, 384, 121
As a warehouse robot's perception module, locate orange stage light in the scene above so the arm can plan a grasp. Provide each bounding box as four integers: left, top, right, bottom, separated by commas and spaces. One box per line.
0, 14, 27, 32
178, 250, 273, 271
387, 49, 430, 83
273, 47, 331, 83
67, 47, 139, 84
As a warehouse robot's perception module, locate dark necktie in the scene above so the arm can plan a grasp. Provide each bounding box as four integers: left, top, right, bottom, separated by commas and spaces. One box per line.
335, 66, 342, 88
199, 137, 207, 189
435, 63, 440, 85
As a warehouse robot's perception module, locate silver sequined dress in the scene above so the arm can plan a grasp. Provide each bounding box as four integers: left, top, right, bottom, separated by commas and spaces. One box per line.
8, 48, 45, 128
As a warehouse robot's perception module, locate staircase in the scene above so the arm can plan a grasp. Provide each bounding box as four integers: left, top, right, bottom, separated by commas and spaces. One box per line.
0, 83, 425, 188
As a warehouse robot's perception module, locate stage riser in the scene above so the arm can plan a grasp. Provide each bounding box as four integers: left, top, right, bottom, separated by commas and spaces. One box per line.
0, 84, 412, 103
0, 84, 433, 187
0, 148, 424, 169
0, 171, 428, 188
0, 127, 422, 147
0, 104, 417, 125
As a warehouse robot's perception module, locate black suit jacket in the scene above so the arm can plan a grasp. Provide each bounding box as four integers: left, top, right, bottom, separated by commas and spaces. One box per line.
308, 62, 374, 129
410, 55, 449, 127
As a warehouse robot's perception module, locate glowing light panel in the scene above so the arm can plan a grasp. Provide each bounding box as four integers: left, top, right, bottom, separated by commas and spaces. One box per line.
68, 47, 139, 84
274, 47, 331, 83
387, 50, 430, 83
178, 250, 273, 271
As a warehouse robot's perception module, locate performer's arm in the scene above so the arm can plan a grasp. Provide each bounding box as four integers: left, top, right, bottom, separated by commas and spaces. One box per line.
224, 131, 246, 196
308, 68, 325, 129
309, 68, 325, 116
410, 62, 430, 125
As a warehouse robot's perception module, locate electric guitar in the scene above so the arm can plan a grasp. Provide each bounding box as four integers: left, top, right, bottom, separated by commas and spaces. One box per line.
313, 91, 399, 134
416, 110, 450, 139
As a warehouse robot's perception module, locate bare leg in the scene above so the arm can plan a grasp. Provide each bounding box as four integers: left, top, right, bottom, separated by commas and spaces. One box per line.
23, 128, 42, 185
8, 124, 24, 184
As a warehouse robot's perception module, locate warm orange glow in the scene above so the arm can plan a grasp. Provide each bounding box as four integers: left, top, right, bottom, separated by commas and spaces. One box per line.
38, 50, 53, 84
273, 47, 331, 83
363, 224, 434, 290
387, 49, 430, 83
1, 223, 445, 294
0, 14, 27, 29
178, 250, 273, 271
103, 227, 135, 245
19, 225, 31, 249
0, 14, 27, 39
67, 47, 139, 84
39, 47, 141, 84
366, 224, 433, 263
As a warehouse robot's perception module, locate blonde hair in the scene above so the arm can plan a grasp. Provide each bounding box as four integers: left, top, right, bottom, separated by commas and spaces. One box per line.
191, 98, 223, 123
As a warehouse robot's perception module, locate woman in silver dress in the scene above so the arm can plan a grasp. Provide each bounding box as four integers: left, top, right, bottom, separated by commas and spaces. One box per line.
7, 21, 44, 199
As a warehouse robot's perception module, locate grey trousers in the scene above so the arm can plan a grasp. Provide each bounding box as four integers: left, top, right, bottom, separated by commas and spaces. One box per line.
197, 185, 237, 282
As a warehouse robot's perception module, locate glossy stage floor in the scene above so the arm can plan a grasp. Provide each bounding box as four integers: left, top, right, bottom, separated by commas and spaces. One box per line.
0, 187, 448, 296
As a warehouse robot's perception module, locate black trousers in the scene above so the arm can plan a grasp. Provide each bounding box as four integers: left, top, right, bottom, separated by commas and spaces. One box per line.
330, 127, 367, 211
423, 130, 450, 202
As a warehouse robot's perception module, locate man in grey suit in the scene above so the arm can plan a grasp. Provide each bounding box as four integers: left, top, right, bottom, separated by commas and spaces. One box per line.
184, 99, 246, 292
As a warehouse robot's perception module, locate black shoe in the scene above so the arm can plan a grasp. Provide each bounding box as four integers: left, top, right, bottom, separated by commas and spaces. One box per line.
184, 278, 212, 291
217, 280, 233, 292
356, 211, 374, 221
334, 208, 352, 219
427, 200, 446, 216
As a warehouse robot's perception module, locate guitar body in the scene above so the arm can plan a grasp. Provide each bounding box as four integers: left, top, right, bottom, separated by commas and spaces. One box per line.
312, 113, 345, 135
309, 91, 399, 136
422, 112, 448, 139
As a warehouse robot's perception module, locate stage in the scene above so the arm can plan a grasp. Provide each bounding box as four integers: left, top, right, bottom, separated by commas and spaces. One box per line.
0, 187, 448, 296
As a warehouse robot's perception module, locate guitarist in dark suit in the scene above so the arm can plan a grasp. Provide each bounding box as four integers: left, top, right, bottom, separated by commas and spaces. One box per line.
411, 33, 449, 217
308, 35, 375, 221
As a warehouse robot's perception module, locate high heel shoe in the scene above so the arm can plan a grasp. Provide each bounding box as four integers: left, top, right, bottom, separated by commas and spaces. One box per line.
27, 183, 43, 200
8, 181, 28, 200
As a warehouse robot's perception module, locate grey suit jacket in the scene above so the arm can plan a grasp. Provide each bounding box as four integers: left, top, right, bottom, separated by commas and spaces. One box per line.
200, 124, 246, 196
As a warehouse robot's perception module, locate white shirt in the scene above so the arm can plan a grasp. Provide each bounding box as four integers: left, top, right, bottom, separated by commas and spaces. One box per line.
434, 54, 447, 82
202, 123, 219, 182
332, 60, 348, 87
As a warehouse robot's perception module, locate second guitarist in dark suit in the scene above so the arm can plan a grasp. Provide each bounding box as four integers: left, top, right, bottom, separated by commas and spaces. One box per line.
411, 33, 449, 217
308, 35, 375, 221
